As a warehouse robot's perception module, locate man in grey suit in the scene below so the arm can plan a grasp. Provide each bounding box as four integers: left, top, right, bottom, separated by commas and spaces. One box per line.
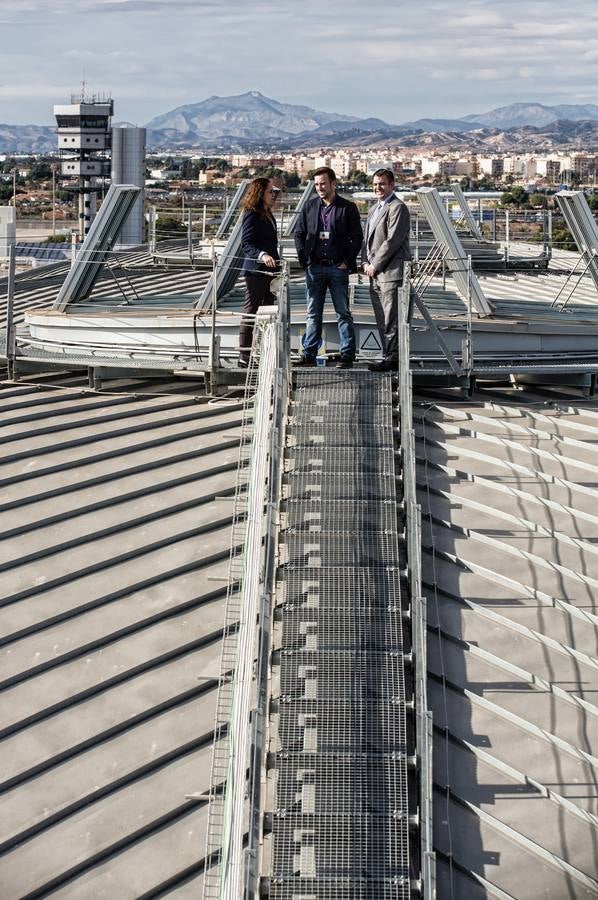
362, 168, 411, 371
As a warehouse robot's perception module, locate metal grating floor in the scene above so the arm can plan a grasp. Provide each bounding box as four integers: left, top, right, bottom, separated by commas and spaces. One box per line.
284, 475, 397, 498
268, 878, 411, 900
283, 502, 399, 533
276, 699, 409, 754
286, 445, 396, 474
289, 403, 395, 428
266, 370, 410, 899
281, 608, 404, 651
279, 566, 402, 606
287, 422, 393, 448
274, 753, 409, 815
283, 531, 400, 566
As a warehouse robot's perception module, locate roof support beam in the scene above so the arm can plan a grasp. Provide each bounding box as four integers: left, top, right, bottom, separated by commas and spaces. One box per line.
215, 179, 249, 239
451, 181, 484, 241
556, 190, 598, 291
416, 187, 494, 317
53, 184, 140, 310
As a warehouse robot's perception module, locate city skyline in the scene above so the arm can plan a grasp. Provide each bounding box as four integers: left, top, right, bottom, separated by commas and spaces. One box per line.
0, 0, 596, 125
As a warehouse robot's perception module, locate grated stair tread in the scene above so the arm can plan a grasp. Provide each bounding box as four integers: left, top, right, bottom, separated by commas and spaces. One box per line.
266, 370, 410, 889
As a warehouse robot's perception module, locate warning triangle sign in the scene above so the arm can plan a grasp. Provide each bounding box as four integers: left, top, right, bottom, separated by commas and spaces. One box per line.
360, 331, 382, 351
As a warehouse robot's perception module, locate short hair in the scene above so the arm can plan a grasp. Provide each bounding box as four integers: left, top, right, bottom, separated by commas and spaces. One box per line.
372, 168, 395, 184
313, 166, 336, 183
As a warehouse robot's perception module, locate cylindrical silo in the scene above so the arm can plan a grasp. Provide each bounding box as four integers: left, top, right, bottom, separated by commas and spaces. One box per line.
111, 124, 146, 247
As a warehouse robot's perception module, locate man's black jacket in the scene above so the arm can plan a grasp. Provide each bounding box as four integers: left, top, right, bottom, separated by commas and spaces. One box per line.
294, 194, 363, 273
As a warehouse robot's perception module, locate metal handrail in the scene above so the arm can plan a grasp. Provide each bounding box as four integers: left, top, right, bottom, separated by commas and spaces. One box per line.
398, 267, 436, 898
244, 272, 290, 898
4, 244, 16, 378
203, 266, 290, 900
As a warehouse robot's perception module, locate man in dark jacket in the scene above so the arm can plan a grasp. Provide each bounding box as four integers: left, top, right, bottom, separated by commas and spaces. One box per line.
294, 167, 363, 368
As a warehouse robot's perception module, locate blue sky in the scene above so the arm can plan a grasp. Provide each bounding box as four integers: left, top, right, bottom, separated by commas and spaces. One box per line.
0, 0, 597, 125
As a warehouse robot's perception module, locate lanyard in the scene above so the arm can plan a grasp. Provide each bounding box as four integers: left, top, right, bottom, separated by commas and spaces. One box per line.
320, 204, 334, 229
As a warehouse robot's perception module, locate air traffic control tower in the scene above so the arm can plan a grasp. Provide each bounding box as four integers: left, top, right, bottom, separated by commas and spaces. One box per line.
54, 93, 113, 238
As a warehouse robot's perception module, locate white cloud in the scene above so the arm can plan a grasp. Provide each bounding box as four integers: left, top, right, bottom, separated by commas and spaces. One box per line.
0, 0, 596, 124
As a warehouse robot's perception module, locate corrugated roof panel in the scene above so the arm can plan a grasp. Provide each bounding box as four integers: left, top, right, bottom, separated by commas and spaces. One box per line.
0, 381, 243, 898
418, 388, 598, 898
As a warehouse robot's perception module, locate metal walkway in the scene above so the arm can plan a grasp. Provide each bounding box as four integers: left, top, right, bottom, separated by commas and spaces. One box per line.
265, 369, 412, 899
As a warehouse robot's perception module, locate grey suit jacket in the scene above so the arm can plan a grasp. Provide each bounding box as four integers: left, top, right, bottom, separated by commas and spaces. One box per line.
362, 195, 411, 283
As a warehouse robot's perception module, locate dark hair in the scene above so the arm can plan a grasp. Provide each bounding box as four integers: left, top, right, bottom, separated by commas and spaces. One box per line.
313, 166, 336, 183
242, 177, 273, 219
373, 168, 395, 184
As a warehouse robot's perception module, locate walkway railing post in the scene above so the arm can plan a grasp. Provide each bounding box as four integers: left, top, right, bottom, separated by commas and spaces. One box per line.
5, 243, 16, 380
208, 257, 220, 382
398, 265, 436, 898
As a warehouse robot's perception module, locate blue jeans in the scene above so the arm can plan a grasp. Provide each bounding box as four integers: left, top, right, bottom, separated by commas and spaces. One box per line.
303, 264, 356, 359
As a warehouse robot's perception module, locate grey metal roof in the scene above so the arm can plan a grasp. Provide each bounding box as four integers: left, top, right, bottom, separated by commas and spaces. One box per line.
3, 234, 598, 898
417, 385, 598, 898
15, 243, 71, 262
0, 252, 212, 339
2, 371, 598, 898
0, 376, 244, 898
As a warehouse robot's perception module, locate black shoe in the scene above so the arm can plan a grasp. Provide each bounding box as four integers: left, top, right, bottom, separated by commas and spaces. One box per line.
368, 357, 398, 372
294, 355, 316, 367
335, 356, 354, 369
238, 357, 249, 369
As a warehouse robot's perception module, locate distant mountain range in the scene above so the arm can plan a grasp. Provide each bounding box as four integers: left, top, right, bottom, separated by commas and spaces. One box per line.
144, 91, 393, 149
0, 123, 56, 154
1, 93, 598, 153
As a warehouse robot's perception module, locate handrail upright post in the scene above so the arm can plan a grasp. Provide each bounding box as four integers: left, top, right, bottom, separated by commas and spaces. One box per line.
208, 256, 219, 388
5, 243, 16, 380
244, 297, 289, 899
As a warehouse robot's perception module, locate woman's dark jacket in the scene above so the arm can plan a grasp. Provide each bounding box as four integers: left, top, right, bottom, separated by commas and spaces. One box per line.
241, 209, 280, 275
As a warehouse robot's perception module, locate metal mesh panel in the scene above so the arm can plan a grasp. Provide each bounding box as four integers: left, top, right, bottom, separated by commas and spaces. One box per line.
271, 812, 409, 878
294, 369, 391, 385
292, 385, 392, 405
283, 531, 400, 567
268, 878, 410, 900
286, 446, 395, 474
279, 565, 402, 607
276, 699, 409, 754
287, 423, 393, 448
283, 502, 399, 533
280, 607, 404, 651
289, 404, 394, 428
203, 322, 274, 899
275, 753, 409, 814
293, 370, 393, 405
267, 368, 410, 897
284, 473, 396, 500
279, 651, 406, 701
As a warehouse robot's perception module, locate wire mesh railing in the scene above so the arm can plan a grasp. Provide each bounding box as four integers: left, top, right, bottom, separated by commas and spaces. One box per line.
3, 245, 289, 376
202, 276, 290, 900
398, 266, 436, 898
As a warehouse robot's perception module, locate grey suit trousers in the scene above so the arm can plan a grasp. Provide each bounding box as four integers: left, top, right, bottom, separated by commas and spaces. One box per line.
369, 277, 401, 360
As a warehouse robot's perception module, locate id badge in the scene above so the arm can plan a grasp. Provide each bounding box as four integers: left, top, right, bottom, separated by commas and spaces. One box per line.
319, 230, 330, 240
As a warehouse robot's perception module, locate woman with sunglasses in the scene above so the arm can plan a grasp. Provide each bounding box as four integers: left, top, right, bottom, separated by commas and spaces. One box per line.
238, 177, 281, 367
